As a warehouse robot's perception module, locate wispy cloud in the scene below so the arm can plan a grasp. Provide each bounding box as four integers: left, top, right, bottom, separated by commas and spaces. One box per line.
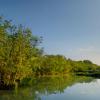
78, 46, 96, 52
69, 46, 100, 65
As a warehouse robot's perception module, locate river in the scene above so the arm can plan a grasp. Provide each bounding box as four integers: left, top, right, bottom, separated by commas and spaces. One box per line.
0, 75, 100, 100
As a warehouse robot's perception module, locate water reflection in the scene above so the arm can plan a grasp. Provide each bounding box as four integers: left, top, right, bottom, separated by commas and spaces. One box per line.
0, 75, 97, 100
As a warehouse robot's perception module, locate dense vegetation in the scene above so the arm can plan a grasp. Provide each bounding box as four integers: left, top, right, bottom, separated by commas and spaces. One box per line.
0, 17, 100, 88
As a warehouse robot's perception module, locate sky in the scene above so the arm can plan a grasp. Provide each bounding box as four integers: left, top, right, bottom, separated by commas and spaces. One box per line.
0, 0, 100, 65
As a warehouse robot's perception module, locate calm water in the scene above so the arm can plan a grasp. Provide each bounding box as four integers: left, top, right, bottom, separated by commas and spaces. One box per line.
0, 75, 100, 100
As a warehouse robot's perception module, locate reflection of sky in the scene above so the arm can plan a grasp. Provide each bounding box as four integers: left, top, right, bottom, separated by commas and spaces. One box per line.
42, 79, 100, 100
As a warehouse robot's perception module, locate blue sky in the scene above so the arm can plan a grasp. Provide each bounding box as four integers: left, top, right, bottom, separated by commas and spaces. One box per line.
0, 0, 100, 64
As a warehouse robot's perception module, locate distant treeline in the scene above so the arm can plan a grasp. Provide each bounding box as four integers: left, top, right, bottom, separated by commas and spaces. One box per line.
0, 17, 100, 88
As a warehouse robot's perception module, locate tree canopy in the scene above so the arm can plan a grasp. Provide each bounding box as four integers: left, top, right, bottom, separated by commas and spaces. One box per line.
0, 17, 100, 89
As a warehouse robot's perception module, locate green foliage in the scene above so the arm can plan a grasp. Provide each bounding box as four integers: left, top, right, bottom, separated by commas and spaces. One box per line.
0, 17, 100, 88
30, 54, 100, 76
0, 17, 42, 87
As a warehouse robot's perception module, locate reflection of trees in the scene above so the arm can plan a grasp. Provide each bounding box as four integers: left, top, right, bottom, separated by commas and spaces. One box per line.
0, 75, 94, 100
32, 75, 93, 95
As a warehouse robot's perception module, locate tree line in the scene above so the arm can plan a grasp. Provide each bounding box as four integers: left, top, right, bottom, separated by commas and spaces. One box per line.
0, 17, 100, 88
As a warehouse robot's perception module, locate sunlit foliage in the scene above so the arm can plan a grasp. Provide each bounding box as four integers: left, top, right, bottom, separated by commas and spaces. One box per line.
0, 17, 100, 88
